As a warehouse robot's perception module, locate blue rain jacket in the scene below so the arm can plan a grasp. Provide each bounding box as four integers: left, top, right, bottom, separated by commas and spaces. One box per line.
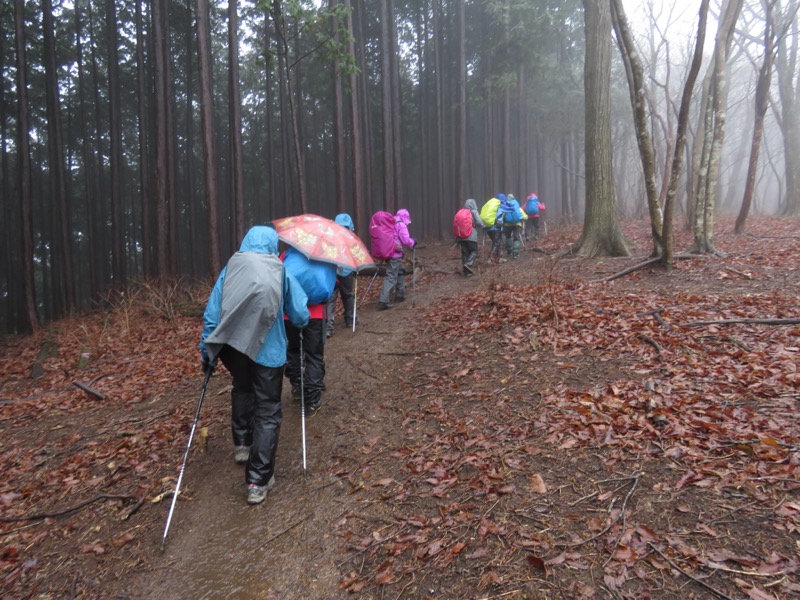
200, 226, 310, 367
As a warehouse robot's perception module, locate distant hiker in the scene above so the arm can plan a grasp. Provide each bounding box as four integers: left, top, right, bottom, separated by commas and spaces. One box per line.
533, 196, 546, 239
453, 199, 485, 277
200, 226, 310, 505
377, 208, 416, 310
480, 196, 503, 263
327, 213, 358, 337
282, 247, 337, 418
500, 194, 526, 259
524, 193, 544, 240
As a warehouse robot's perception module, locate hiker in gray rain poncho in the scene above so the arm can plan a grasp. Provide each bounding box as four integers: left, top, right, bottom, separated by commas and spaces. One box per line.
200, 226, 309, 505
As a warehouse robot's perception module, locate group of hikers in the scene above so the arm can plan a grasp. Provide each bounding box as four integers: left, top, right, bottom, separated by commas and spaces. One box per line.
196, 195, 544, 506
198, 209, 415, 505
454, 193, 546, 276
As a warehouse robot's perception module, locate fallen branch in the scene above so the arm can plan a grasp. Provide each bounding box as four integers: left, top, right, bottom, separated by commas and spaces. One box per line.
598, 253, 702, 283
72, 381, 106, 400
681, 318, 800, 327
637, 334, 662, 360
255, 515, 310, 551
0, 493, 140, 523
647, 543, 735, 600
722, 266, 752, 280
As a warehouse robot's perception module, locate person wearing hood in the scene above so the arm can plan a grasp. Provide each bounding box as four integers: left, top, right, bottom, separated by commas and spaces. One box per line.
326, 213, 358, 337
200, 226, 310, 505
378, 208, 416, 310
500, 194, 526, 259
457, 199, 485, 276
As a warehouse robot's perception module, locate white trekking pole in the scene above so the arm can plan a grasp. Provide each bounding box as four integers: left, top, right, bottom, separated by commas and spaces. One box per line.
161, 368, 212, 549
300, 334, 307, 473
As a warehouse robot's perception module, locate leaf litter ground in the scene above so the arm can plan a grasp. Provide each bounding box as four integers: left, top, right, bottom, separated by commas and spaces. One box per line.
1, 217, 798, 599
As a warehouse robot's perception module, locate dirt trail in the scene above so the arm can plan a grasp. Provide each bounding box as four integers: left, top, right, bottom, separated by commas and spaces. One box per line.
129, 243, 467, 599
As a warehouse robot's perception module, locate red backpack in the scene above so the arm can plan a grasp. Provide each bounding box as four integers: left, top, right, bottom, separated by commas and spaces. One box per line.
369, 211, 397, 260
453, 208, 473, 238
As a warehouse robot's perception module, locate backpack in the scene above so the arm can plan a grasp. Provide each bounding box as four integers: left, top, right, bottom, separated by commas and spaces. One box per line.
283, 248, 337, 304
453, 208, 473, 238
480, 198, 501, 227
525, 195, 540, 216
369, 211, 397, 260
205, 251, 283, 362
503, 199, 524, 224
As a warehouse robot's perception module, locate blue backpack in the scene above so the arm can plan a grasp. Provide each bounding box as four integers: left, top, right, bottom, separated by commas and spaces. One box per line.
502, 199, 524, 224
283, 248, 337, 304
525, 195, 540, 216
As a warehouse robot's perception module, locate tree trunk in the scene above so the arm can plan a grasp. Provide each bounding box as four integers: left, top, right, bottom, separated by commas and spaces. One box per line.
197, 0, 221, 276
42, 0, 75, 313
692, 0, 744, 253
456, 0, 466, 207
344, 0, 364, 230
330, 0, 346, 215
14, 0, 38, 332
228, 0, 245, 243
381, 0, 395, 212
152, 0, 170, 279
574, 0, 629, 257
735, 1, 775, 234
106, 0, 125, 284
662, 0, 709, 271
610, 0, 663, 256
775, 0, 800, 216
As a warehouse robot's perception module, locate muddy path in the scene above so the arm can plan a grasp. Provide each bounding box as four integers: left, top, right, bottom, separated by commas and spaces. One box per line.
129, 243, 471, 599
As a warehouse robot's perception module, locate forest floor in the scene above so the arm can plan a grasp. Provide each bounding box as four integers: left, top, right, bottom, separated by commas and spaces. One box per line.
1, 217, 799, 600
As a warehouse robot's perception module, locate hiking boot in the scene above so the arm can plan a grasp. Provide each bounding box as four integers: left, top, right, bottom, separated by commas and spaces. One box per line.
234, 445, 250, 464
464, 263, 474, 275
247, 475, 276, 505
377, 302, 394, 311
304, 400, 322, 418
395, 295, 406, 303
291, 386, 302, 402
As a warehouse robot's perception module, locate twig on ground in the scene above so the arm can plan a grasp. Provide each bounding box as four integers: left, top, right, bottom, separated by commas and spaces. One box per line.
647, 542, 735, 600
0, 494, 140, 523
557, 474, 640, 549
682, 317, 800, 326
597, 253, 701, 283
255, 515, 310, 551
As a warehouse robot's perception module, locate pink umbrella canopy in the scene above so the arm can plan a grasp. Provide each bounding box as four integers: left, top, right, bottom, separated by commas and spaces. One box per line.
272, 214, 376, 272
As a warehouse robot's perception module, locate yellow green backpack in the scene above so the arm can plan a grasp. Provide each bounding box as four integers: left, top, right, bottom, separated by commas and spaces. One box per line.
480, 197, 501, 227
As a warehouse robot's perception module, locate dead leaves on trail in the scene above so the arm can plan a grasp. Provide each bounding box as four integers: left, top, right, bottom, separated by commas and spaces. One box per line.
336, 219, 800, 598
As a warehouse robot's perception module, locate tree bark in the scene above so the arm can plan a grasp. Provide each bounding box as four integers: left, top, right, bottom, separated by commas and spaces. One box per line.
197, 0, 221, 276
106, 0, 125, 284
14, 0, 38, 331
43, 0, 75, 313
228, 0, 245, 244
692, 0, 744, 253
735, 0, 776, 234
573, 0, 629, 257
610, 0, 663, 256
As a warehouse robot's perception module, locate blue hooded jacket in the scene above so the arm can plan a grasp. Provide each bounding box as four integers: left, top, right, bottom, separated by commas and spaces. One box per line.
334, 213, 356, 276
200, 226, 310, 368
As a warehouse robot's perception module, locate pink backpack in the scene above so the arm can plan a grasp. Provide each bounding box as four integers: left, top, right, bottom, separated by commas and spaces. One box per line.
369, 211, 397, 260
453, 208, 473, 238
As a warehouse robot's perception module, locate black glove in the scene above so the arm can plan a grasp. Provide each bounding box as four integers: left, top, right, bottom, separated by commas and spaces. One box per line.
201, 350, 216, 375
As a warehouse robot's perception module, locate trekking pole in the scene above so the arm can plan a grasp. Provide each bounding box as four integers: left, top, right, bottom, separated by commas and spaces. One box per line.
161, 368, 212, 549
352, 277, 357, 333
300, 334, 307, 473
360, 262, 381, 307
412, 247, 417, 302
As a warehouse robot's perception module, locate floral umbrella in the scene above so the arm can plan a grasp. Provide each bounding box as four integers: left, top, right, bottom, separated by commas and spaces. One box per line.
271, 214, 375, 273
